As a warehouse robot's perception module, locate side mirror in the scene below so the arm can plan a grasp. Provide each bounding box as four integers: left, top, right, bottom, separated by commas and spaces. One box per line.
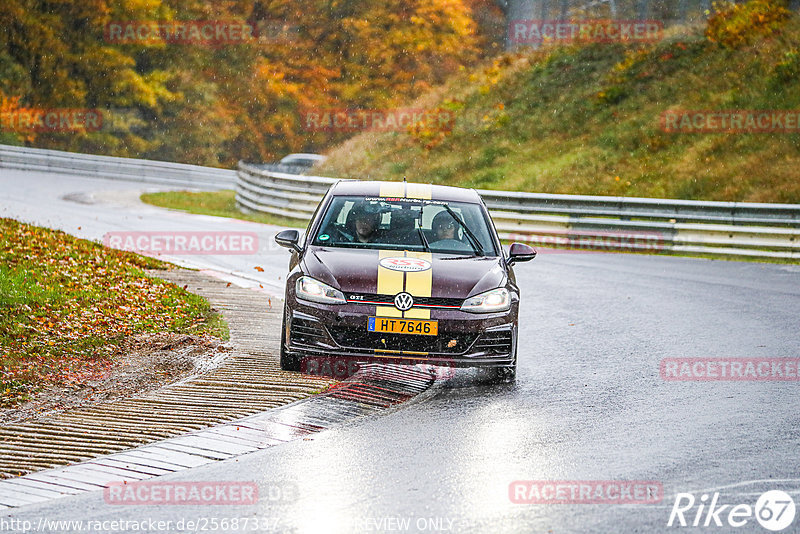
507, 242, 536, 266
275, 229, 302, 253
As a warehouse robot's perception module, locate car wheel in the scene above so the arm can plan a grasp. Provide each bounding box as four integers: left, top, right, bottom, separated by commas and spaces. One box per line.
279, 307, 301, 372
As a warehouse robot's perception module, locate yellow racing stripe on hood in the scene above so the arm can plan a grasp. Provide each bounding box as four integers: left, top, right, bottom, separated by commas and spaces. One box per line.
402, 251, 432, 319
377, 249, 403, 317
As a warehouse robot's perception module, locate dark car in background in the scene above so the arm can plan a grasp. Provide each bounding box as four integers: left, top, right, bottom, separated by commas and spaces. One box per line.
275, 180, 536, 380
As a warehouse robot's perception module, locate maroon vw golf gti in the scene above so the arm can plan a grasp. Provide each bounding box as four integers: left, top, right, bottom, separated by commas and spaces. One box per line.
274, 181, 536, 380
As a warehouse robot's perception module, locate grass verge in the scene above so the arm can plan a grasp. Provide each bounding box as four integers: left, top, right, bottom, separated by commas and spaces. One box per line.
317, 7, 800, 203
141, 190, 307, 228
0, 218, 228, 407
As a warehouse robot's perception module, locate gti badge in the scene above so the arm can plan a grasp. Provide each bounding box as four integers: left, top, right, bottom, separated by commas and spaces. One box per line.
394, 292, 414, 311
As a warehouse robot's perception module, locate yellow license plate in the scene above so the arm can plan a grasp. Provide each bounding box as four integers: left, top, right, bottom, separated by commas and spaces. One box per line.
368, 317, 438, 336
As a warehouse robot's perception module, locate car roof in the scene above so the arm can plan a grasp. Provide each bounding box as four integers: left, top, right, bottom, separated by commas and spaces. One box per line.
329, 180, 482, 203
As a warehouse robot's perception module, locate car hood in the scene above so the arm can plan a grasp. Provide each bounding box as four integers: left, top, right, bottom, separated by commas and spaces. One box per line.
302, 247, 507, 299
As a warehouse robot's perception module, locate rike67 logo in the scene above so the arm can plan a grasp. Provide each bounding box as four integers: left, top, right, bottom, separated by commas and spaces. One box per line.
668, 490, 796, 531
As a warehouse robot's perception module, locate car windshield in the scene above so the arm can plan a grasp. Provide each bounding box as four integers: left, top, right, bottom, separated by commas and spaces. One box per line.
311, 196, 498, 256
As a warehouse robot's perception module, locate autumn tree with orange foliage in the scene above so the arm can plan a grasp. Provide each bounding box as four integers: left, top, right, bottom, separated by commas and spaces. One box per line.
0, 0, 494, 166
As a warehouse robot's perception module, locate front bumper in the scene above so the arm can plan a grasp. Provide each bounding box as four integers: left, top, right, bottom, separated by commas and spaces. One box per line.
285, 300, 517, 368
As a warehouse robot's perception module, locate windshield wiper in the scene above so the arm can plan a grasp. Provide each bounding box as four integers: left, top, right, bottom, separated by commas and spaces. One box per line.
416, 205, 431, 252
442, 204, 484, 257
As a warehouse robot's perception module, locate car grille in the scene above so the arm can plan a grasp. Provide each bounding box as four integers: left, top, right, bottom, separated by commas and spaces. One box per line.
290, 318, 327, 346
472, 330, 514, 355
328, 326, 477, 354
346, 293, 463, 309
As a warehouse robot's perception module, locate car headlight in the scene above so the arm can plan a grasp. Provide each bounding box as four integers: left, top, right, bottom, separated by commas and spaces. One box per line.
460, 287, 511, 313
295, 276, 346, 305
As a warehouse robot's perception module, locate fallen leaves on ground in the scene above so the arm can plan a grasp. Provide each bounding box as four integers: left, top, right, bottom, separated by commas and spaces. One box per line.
0, 218, 223, 407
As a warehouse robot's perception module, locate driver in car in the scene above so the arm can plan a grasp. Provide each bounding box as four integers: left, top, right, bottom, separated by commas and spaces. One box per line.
431, 210, 458, 242
350, 201, 383, 243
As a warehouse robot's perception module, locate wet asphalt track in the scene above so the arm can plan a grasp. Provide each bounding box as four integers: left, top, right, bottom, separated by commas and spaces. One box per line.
2, 169, 799, 533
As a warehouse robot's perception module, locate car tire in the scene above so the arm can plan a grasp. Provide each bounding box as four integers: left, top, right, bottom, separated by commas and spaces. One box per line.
494, 363, 516, 382
280, 351, 301, 372
494, 327, 518, 382
279, 307, 301, 372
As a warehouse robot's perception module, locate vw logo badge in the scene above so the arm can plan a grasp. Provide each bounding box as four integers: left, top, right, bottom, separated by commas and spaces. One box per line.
394, 292, 414, 311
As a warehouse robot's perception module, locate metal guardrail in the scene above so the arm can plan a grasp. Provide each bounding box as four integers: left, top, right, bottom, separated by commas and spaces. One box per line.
236, 161, 800, 260
0, 144, 235, 189
1, 145, 794, 259
237, 162, 337, 220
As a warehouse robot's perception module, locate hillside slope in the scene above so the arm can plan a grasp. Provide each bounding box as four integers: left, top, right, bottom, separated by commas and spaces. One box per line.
318, 6, 800, 203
